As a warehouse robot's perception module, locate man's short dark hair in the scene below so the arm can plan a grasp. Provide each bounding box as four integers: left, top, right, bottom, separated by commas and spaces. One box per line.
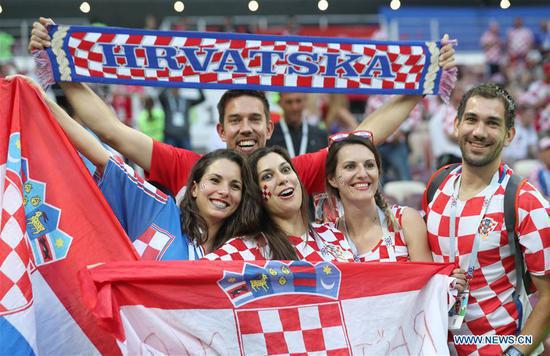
456, 83, 516, 130
217, 90, 270, 125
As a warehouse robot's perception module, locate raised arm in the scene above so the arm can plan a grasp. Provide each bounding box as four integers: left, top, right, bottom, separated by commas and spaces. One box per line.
29, 17, 153, 171
7, 75, 110, 168
357, 34, 456, 145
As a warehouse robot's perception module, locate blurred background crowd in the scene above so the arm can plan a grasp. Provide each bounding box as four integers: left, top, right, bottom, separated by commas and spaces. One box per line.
1, 0, 549, 206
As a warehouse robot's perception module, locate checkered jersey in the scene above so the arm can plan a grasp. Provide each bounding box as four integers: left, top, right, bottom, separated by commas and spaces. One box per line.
236, 303, 349, 355
57, 26, 434, 93
424, 164, 549, 354
204, 224, 355, 262
98, 157, 201, 261
341, 205, 410, 262
0, 167, 33, 315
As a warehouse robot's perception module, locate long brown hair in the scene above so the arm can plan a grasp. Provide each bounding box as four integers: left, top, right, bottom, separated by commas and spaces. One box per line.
179, 149, 260, 250
325, 135, 398, 230
248, 146, 314, 260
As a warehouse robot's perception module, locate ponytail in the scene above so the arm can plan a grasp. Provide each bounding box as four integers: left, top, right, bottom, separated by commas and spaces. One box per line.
374, 188, 399, 231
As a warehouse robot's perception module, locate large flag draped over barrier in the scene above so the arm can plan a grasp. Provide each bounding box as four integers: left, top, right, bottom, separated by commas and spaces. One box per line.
81, 260, 455, 355
0, 77, 139, 355
37, 25, 455, 99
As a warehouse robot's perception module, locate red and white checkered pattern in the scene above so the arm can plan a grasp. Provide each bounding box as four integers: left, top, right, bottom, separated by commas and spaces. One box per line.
236, 302, 350, 355
133, 224, 175, 260
424, 164, 550, 354
62, 28, 431, 92
0, 168, 33, 315
506, 27, 535, 59
347, 205, 410, 262
204, 224, 355, 262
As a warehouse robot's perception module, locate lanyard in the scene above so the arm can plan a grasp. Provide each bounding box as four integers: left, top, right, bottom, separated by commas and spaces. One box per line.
167, 93, 187, 113
279, 118, 308, 158
448, 170, 504, 278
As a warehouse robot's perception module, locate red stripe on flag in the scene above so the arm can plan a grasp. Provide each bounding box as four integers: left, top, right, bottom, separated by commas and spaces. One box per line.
0, 77, 139, 354
293, 278, 317, 287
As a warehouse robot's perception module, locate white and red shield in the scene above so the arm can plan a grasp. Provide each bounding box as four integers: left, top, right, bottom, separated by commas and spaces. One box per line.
236, 302, 350, 355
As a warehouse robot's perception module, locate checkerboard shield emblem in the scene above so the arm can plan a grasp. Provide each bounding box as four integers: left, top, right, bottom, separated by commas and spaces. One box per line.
133, 224, 175, 260
236, 303, 350, 355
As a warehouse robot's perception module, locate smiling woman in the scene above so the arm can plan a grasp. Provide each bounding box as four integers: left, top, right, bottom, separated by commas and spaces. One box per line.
204, 146, 356, 262
324, 132, 434, 263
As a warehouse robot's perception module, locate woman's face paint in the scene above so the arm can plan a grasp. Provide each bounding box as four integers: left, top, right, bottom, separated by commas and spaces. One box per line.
262, 184, 272, 201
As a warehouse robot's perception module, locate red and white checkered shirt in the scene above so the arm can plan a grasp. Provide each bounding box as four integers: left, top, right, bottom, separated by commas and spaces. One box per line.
506, 27, 535, 59
424, 164, 550, 355
480, 29, 502, 65
204, 224, 355, 262
335, 205, 410, 262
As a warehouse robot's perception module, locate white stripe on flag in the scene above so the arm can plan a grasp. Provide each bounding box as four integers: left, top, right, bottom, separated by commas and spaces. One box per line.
119, 306, 240, 355
32, 271, 99, 355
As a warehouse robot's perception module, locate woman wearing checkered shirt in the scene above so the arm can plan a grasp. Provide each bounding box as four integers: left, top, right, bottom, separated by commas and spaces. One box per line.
204, 146, 355, 262
322, 132, 466, 291
323, 132, 433, 263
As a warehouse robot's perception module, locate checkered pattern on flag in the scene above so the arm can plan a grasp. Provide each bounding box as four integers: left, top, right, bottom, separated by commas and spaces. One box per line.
0, 77, 138, 355
81, 260, 456, 355
237, 303, 349, 355
40, 25, 450, 96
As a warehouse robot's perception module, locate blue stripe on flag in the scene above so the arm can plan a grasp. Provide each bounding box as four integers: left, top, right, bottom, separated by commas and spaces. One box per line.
0, 316, 35, 356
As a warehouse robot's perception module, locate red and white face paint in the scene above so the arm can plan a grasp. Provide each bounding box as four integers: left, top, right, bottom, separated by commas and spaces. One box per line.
256, 152, 303, 220
329, 144, 379, 204
262, 184, 272, 201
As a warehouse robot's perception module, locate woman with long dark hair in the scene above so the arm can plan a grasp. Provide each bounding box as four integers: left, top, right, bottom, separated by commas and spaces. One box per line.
205, 146, 355, 261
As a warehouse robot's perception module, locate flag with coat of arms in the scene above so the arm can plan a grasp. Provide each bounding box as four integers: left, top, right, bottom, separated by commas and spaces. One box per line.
81, 260, 456, 355
0, 77, 138, 355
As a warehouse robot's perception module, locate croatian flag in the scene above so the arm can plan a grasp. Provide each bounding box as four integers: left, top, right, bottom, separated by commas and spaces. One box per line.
0, 77, 138, 355
81, 260, 455, 355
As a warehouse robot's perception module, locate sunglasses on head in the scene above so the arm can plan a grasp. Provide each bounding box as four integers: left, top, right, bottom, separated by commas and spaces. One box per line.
328, 130, 373, 147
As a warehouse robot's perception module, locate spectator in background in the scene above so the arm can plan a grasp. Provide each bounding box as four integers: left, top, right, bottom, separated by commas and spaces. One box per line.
365, 95, 421, 184
520, 60, 550, 132
159, 88, 205, 149
268, 92, 327, 157
506, 17, 535, 67
535, 20, 550, 57
137, 96, 165, 142
480, 21, 503, 77
0, 32, 15, 61
530, 137, 550, 199
283, 16, 300, 35
144, 14, 159, 30
428, 84, 464, 169
502, 103, 538, 164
